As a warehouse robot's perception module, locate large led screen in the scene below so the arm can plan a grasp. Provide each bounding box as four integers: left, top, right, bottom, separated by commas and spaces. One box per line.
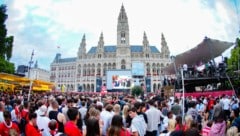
107, 70, 132, 90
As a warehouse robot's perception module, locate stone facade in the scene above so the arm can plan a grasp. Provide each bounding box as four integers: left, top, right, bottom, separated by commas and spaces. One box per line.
50, 5, 171, 92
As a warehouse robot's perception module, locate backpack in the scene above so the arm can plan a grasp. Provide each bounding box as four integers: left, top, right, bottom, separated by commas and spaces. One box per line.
19, 112, 28, 134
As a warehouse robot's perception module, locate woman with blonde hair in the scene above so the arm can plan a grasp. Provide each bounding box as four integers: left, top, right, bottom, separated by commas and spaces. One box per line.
113, 104, 121, 115
122, 105, 129, 127
83, 107, 102, 136
159, 119, 176, 136
184, 115, 193, 131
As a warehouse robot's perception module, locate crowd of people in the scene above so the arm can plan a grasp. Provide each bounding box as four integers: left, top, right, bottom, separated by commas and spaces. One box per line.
0, 91, 239, 136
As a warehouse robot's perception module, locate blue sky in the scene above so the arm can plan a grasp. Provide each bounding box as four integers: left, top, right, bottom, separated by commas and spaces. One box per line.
1, 0, 240, 70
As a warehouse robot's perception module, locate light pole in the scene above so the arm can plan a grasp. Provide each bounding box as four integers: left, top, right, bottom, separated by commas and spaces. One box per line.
180, 68, 185, 124
27, 50, 34, 101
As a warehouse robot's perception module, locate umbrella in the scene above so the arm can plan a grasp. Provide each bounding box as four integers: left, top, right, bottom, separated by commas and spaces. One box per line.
163, 37, 234, 74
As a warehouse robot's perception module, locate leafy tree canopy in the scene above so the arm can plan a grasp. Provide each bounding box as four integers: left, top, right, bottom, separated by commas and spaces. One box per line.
131, 86, 143, 97
227, 38, 240, 87
0, 4, 15, 74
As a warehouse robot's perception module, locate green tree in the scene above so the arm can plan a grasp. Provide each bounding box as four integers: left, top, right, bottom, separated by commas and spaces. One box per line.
131, 86, 143, 97
0, 4, 14, 73
227, 38, 240, 87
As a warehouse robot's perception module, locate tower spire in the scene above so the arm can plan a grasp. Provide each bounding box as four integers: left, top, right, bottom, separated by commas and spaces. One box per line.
118, 4, 127, 20
117, 4, 129, 46
161, 33, 170, 58
81, 34, 86, 47
98, 32, 104, 48
143, 31, 149, 46
78, 34, 87, 59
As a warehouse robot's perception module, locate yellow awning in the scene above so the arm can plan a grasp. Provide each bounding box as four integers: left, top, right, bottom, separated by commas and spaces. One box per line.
0, 73, 55, 92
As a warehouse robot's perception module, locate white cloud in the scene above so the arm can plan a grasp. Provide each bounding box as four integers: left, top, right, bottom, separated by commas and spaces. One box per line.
4, 0, 240, 70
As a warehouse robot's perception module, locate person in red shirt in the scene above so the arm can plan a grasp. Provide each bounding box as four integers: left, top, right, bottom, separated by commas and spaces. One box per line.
0, 110, 20, 136
21, 102, 29, 121
25, 112, 42, 136
64, 107, 82, 136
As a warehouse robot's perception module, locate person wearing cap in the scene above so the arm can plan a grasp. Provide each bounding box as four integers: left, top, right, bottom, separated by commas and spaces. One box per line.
37, 105, 50, 136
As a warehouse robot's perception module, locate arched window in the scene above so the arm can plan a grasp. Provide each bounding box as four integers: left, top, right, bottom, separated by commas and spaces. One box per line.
87, 64, 91, 76
146, 63, 151, 75
157, 63, 161, 75
112, 63, 116, 69
103, 63, 107, 76
78, 64, 81, 75
152, 63, 156, 75
153, 83, 157, 92
97, 63, 101, 76
108, 63, 112, 70
91, 64, 95, 76
121, 59, 126, 69
121, 32, 126, 44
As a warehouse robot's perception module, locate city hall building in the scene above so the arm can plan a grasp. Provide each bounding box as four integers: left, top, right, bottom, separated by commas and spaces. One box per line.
50, 5, 171, 92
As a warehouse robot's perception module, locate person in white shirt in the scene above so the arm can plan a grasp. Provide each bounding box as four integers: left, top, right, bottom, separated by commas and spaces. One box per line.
183, 64, 188, 77
37, 105, 51, 136
196, 100, 205, 114
100, 104, 113, 136
222, 95, 231, 119
78, 101, 87, 123
0, 102, 5, 123
129, 107, 147, 136
145, 99, 161, 136
11, 103, 18, 123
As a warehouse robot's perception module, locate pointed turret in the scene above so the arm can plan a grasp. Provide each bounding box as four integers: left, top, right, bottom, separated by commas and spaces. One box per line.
78, 34, 87, 59
97, 32, 104, 54
143, 31, 149, 46
80, 34, 86, 48
161, 33, 167, 47
143, 31, 150, 57
118, 4, 128, 21
161, 33, 170, 58
117, 4, 129, 46
98, 32, 104, 48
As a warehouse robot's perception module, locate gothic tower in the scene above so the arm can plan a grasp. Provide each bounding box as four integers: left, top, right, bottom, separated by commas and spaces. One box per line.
116, 4, 131, 69
78, 34, 87, 59
117, 4, 129, 46
160, 33, 170, 58
96, 32, 104, 59
143, 31, 151, 58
